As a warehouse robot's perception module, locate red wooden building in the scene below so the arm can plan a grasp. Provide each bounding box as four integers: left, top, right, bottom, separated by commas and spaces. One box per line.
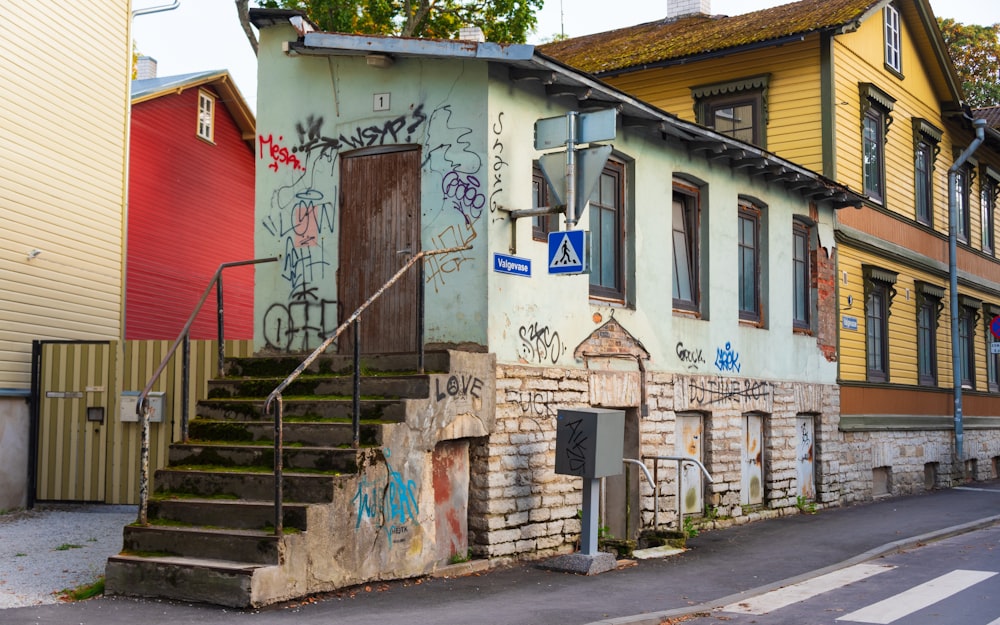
128, 70, 256, 340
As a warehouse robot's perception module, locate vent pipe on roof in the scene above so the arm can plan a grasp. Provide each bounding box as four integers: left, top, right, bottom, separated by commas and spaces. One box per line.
667, 0, 710, 18
136, 56, 158, 79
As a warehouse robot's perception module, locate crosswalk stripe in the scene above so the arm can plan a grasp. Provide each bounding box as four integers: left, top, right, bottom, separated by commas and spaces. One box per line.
836, 569, 998, 624
721, 564, 895, 615
987, 617, 1000, 625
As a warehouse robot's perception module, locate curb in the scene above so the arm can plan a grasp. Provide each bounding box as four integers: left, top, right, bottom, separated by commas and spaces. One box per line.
582, 514, 1000, 625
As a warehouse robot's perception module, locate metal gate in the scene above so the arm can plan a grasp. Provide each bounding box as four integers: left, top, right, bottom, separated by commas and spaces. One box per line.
741, 413, 764, 506
338, 146, 421, 354
31, 340, 113, 502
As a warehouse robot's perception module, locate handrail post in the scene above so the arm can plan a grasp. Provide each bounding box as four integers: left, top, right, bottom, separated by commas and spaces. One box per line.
353, 319, 361, 449
676, 458, 683, 529
182, 334, 191, 442
418, 260, 425, 374
653, 457, 660, 532
273, 394, 283, 535
138, 401, 151, 525
217, 273, 225, 377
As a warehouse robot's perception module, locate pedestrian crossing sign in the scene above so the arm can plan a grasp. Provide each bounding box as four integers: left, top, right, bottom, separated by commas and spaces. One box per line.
548, 230, 588, 275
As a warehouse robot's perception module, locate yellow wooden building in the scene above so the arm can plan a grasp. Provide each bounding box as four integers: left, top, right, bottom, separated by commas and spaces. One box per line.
544, 0, 1000, 497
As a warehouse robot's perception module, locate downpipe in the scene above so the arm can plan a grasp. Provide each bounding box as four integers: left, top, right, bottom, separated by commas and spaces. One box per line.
949, 117, 987, 470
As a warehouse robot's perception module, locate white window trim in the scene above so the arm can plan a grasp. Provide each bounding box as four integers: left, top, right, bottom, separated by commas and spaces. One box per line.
197, 89, 216, 143
884, 4, 902, 73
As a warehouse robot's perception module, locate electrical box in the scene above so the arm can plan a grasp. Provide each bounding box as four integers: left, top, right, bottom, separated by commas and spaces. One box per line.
120, 391, 166, 423
555, 408, 624, 478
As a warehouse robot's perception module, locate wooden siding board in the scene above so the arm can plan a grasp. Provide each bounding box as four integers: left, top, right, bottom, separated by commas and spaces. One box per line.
1, 0, 129, 389
126, 86, 255, 341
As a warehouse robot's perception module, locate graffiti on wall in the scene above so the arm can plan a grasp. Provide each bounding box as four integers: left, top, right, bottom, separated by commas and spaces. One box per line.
259, 106, 434, 350
514, 390, 557, 418
518, 322, 566, 364
686, 377, 772, 406
676, 342, 706, 370
714, 342, 741, 373
352, 449, 420, 545
425, 221, 477, 293
489, 113, 508, 220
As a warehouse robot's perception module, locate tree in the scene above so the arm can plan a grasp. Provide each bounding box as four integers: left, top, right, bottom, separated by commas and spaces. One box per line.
938, 18, 1000, 108
237, 0, 543, 55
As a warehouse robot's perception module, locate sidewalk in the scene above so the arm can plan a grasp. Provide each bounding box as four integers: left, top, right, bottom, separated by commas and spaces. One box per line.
2, 481, 1000, 625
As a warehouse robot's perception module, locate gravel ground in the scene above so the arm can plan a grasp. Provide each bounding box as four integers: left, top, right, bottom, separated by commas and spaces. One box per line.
0, 504, 135, 609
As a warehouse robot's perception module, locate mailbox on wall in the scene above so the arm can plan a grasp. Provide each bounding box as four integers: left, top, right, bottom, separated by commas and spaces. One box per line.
120, 391, 166, 423
555, 408, 624, 478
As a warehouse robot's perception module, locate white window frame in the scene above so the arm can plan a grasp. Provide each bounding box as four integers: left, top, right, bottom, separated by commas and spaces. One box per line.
197, 89, 216, 143
884, 4, 902, 74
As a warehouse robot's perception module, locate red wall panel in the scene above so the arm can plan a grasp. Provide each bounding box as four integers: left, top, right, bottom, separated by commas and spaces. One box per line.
127, 86, 255, 340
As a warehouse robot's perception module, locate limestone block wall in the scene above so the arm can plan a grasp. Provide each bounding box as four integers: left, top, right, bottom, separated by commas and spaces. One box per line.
470, 364, 844, 560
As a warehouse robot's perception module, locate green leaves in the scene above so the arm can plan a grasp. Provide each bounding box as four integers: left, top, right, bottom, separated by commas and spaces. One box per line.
258, 0, 543, 43
939, 18, 1000, 108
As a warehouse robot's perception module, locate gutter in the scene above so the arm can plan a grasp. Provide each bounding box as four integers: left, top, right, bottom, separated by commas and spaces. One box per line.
949, 117, 987, 468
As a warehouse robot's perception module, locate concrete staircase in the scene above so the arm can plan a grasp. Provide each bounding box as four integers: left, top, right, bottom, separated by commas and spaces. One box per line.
105, 350, 495, 607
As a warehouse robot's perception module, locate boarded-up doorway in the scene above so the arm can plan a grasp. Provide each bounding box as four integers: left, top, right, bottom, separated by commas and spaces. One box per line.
796, 414, 816, 500
338, 146, 421, 354
741, 413, 765, 506
676, 413, 704, 516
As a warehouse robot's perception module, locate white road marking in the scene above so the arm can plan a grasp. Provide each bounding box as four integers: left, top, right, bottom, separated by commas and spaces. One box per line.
720, 563, 895, 615
837, 569, 998, 624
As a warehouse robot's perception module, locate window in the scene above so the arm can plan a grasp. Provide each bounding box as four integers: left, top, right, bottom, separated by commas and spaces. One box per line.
981, 167, 999, 255
738, 201, 761, 323
912, 119, 942, 226
860, 84, 895, 204
864, 265, 897, 382
956, 165, 971, 244
673, 181, 700, 313
589, 159, 626, 301
986, 304, 1000, 392
197, 89, 215, 142
692, 75, 769, 148
532, 165, 557, 241
958, 297, 981, 389
792, 220, 811, 331
915, 282, 943, 387
884, 3, 902, 74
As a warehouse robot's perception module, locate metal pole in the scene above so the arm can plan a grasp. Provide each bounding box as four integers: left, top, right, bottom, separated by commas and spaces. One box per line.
949, 118, 987, 471
273, 395, 284, 535
138, 401, 150, 525
417, 260, 425, 374
564, 111, 579, 228
653, 458, 660, 531
353, 319, 361, 449
217, 273, 225, 378
182, 334, 190, 442
676, 458, 683, 529
580, 477, 601, 556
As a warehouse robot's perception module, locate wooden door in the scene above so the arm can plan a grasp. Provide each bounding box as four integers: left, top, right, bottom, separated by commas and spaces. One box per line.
339, 147, 421, 354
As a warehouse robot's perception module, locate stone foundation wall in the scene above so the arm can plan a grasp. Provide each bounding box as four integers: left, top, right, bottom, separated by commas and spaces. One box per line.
469, 363, 1000, 560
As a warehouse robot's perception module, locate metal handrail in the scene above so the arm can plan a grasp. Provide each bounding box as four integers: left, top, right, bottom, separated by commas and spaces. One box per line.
135, 257, 278, 525
642, 455, 714, 532
263, 244, 471, 535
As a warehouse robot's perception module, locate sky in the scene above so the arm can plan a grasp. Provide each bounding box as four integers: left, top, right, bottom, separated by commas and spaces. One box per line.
131, 0, 1000, 114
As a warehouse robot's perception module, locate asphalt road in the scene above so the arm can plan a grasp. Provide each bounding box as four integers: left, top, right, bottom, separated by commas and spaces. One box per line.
2, 482, 999, 625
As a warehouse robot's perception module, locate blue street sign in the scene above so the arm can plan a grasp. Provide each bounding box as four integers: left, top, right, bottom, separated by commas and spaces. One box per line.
493, 253, 531, 277
548, 230, 588, 275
